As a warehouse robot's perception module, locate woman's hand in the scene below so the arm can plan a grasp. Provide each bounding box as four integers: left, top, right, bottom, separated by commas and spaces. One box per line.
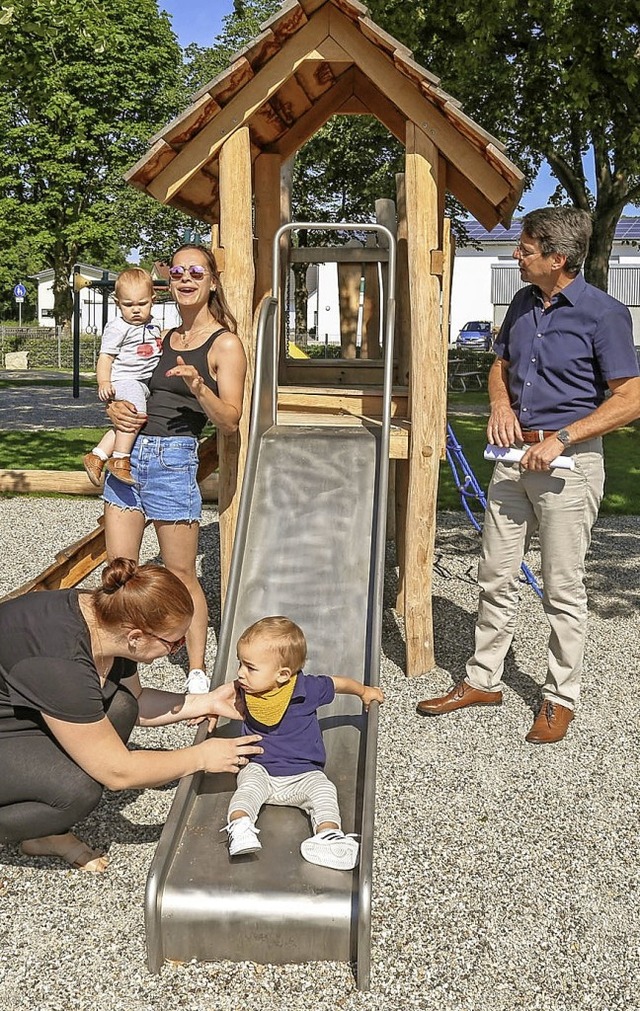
165, 355, 205, 397
186, 681, 245, 730
106, 399, 147, 434
199, 734, 263, 774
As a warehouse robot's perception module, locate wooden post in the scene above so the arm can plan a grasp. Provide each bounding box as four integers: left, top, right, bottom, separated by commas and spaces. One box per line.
403, 123, 445, 675
375, 197, 397, 541
218, 126, 255, 601
394, 172, 411, 613
360, 234, 380, 359
254, 153, 282, 309
337, 239, 362, 359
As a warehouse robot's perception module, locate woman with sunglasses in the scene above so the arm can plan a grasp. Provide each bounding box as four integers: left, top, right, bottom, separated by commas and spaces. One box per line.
103, 244, 247, 695
0, 557, 262, 872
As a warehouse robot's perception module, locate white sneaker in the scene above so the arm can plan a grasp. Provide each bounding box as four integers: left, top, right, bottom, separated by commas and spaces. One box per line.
184, 668, 209, 693
221, 817, 261, 857
300, 830, 359, 870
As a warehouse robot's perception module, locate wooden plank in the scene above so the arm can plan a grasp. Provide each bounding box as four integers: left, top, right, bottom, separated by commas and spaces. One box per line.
403, 123, 446, 674
125, 139, 178, 190
289, 245, 388, 263
147, 11, 330, 205
394, 172, 411, 388
358, 16, 412, 59
270, 64, 355, 158
445, 162, 503, 230
260, 0, 308, 42
151, 94, 222, 149
230, 28, 280, 74
0, 518, 108, 602
0, 467, 219, 498
441, 215, 454, 359
0, 470, 103, 496
270, 74, 313, 126
330, 0, 370, 21
250, 102, 289, 146
254, 153, 283, 306
210, 57, 255, 106
298, 0, 326, 15
293, 58, 336, 101
218, 127, 256, 601
351, 68, 406, 144
277, 386, 409, 416
327, 8, 512, 207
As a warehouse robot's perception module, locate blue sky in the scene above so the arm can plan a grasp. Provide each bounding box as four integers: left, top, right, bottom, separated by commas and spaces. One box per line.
160, 0, 234, 49
158, 0, 570, 214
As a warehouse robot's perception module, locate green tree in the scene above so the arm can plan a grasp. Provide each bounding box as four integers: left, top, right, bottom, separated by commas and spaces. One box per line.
0, 0, 192, 327
368, 0, 640, 288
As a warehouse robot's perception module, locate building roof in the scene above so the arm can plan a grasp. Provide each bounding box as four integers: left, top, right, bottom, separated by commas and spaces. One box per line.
126, 0, 524, 229
464, 216, 640, 244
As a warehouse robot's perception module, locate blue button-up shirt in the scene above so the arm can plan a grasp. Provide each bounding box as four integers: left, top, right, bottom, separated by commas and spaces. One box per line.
493, 274, 638, 430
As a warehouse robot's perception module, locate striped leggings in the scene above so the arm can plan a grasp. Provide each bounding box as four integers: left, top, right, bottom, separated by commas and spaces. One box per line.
229, 763, 341, 831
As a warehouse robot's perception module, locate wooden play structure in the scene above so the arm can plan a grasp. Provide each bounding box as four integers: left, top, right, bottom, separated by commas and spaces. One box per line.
123, 0, 523, 676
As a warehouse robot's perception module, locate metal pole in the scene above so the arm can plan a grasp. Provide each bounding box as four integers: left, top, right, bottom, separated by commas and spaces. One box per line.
72, 266, 81, 398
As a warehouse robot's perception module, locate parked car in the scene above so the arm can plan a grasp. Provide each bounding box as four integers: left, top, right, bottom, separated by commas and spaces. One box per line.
456, 320, 493, 351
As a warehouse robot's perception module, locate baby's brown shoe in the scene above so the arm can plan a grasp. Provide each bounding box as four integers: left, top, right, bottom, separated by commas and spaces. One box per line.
105, 456, 136, 486
83, 452, 105, 487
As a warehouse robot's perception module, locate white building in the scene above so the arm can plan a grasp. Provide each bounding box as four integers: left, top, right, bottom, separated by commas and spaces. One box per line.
451, 218, 640, 346
31, 263, 180, 333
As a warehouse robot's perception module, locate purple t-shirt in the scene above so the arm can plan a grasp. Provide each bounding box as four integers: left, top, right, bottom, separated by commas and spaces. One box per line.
493, 274, 638, 430
241, 671, 335, 776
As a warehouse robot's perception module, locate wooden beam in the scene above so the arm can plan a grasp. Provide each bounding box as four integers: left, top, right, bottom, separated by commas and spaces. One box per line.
403, 122, 445, 675
147, 9, 330, 205
327, 7, 511, 207
254, 153, 283, 307
351, 69, 406, 144
445, 162, 503, 230
289, 246, 389, 263
270, 64, 356, 158
218, 127, 256, 601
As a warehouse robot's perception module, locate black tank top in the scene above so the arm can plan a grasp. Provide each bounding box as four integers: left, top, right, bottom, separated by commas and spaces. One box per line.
144, 328, 224, 438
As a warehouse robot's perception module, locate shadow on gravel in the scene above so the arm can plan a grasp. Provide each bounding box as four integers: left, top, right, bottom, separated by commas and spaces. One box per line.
587, 520, 640, 619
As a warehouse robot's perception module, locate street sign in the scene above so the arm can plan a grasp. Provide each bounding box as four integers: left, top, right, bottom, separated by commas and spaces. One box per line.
13, 283, 26, 298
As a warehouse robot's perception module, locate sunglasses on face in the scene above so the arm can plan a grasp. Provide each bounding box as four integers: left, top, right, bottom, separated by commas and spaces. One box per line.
168, 264, 210, 281
153, 633, 186, 654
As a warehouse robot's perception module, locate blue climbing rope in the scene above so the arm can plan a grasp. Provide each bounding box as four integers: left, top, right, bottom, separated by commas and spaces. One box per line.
445, 421, 543, 598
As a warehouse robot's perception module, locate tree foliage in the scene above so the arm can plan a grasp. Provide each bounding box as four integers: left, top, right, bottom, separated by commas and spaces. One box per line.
368, 0, 640, 287
0, 0, 194, 325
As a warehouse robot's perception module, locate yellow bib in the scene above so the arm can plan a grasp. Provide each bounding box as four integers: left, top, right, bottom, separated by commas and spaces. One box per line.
244, 674, 297, 727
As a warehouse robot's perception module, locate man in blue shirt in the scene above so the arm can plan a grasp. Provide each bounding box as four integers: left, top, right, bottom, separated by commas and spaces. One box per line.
418, 207, 640, 743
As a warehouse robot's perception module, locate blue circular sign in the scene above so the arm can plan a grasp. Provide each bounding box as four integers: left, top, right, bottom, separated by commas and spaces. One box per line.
14, 283, 26, 298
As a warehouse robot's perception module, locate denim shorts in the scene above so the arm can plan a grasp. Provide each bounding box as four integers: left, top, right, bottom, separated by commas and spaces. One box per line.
103, 435, 201, 522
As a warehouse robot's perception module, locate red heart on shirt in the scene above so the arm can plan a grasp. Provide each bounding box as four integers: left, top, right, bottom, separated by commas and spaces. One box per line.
137, 344, 153, 357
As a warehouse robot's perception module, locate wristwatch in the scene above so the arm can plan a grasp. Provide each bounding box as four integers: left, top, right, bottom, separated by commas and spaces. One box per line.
555, 428, 571, 447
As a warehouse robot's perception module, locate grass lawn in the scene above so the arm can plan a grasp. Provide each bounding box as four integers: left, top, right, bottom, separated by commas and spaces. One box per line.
0, 416, 638, 515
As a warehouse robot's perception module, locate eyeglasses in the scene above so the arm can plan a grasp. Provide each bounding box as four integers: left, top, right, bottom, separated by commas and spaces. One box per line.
514, 243, 541, 259
168, 264, 210, 280
152, 633, 186, 654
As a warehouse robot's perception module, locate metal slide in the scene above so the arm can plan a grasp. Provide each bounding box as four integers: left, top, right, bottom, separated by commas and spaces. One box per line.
145, 224, 396, 990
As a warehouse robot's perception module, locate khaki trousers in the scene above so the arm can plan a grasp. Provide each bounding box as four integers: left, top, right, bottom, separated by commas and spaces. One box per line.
466, 438, 604, 709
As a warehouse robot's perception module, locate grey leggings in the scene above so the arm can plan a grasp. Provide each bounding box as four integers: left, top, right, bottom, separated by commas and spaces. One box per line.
0, 686, 138, 843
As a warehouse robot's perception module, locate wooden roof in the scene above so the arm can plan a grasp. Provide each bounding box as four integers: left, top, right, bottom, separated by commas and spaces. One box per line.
126, 0, 524, 229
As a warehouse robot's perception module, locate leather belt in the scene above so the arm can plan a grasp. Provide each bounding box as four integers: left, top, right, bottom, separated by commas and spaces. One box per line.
520, 429, 557, 444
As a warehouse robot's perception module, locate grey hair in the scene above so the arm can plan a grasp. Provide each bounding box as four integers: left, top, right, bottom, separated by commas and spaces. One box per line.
522, 207, 592, 274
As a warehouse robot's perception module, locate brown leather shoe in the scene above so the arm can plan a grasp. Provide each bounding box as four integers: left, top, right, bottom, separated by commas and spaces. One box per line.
105, 456, 136, 486
83, 452, 105, 487
525, 701, 574, 744
416, 681, 503, 716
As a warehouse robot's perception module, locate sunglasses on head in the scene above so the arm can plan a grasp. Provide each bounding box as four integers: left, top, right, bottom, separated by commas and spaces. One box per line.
168, 264, 209, 280
153, 633, 187, 655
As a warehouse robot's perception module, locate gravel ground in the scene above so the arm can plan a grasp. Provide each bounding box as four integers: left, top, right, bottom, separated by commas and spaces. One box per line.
0, 497, 638, 1010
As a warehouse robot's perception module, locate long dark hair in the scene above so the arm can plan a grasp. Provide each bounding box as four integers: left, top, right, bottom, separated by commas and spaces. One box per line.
171, 243, 237, 333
